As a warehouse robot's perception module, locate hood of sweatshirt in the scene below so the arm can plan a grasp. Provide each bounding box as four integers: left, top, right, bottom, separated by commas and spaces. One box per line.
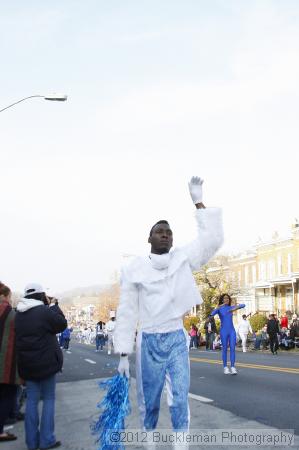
16, 298, 44, 313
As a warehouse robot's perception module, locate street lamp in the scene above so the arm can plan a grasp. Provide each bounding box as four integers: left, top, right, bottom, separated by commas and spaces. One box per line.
0, 93, 68, 113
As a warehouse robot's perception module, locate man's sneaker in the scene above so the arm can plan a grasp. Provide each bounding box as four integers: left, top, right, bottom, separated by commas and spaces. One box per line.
224, 367, 230, 375
108, 351, 111, 355
231, 367, 238, 375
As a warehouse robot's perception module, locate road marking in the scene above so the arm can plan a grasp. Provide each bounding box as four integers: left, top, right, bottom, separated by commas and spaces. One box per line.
190, 357, 299, 374
188, 393, 213, 403
196, 350, 218, 353
84, 359, 97, 364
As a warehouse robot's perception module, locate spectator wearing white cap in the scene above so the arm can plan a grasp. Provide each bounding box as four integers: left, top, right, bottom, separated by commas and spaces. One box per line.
15, 283, 67, 450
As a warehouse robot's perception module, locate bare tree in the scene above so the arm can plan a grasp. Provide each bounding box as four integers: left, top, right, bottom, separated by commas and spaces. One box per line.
193, 260, 240, 321
94, 282, 120, 322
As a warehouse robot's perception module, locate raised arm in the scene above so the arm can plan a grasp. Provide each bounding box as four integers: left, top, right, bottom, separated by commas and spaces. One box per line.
113, 267, 139, 355
229, 304, 246, 313
180, 177, 224, 271
47, 304, 67, 334
188, 176, 206, 211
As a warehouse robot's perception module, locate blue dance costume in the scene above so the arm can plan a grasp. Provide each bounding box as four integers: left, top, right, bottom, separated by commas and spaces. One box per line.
210, 304, 245, 367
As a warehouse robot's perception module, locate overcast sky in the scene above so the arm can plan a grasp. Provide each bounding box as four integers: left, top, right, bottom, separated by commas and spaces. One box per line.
1, 1, 299, 294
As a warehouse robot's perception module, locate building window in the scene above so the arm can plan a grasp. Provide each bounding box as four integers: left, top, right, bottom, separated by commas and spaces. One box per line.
287, 254, 292, 274
258, 263, 261, 280
277, 255, 282, 276
268, 259, 275, 279
259, 262, 266, 280
244, 266, 249, 285
252, 265, 256, 284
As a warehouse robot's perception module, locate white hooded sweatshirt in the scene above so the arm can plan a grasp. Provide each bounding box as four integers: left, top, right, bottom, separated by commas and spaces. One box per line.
16, 298, 44, 312
114, 207, 223, 354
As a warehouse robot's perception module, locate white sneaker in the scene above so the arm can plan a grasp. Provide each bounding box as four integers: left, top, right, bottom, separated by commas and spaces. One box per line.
242, 349, 247, 352
224, 367, 230, 375
108, 351, 111, 355
231, 366, 238, 375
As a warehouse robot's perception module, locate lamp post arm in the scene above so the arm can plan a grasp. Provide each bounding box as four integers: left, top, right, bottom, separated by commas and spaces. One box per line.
0, 95, 44, 113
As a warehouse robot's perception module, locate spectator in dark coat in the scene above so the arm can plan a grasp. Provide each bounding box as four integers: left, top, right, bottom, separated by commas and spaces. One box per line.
204, 316, 217, 351
290, 318, 299, 341
267, 314, 280, 355
15, 283, 67, 450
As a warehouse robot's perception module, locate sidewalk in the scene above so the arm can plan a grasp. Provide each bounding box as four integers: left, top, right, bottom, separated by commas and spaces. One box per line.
6, 378, 297, 450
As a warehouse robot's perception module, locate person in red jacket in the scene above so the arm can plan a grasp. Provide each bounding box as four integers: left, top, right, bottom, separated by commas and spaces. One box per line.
280, 313, 288, 329
0, 282, 21, 442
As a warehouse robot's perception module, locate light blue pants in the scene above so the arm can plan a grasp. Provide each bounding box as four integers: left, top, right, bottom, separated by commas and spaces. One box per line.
136, 329, 190, 431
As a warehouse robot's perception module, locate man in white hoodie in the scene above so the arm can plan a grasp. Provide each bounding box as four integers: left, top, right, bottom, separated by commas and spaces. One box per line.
237, 314, 253, 352
114, 177, 223, 450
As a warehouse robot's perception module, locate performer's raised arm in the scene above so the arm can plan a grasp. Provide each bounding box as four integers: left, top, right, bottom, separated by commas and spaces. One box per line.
114, 267, 139, 368
180, 177, 224, 271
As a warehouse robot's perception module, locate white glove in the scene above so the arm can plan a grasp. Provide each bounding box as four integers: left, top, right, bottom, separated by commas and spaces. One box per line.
188, 176, 204, 204
118, 355, 130, 378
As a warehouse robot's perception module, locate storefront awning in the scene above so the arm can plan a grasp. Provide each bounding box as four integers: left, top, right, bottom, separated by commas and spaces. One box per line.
255, 282, 273, 289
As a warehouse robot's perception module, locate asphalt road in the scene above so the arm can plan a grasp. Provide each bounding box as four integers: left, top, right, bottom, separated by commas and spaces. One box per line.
58, 342, 299, 435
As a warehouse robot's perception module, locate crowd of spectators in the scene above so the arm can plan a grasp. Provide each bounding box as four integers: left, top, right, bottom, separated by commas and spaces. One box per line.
187, 311, 299, 353
254, 313, 299, 352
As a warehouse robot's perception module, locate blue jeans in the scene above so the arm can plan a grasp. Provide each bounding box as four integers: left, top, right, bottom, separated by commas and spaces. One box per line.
25, 375, 56, 450
96, 334, 105, 350
205, 332, 215, 350
189, 335, 198, 348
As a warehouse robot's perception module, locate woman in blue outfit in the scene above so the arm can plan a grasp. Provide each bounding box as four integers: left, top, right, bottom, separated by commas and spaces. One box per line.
210, 294, 245, 375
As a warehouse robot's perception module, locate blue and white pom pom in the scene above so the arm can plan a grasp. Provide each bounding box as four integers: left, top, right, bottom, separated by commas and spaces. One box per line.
91, 374, 131, 450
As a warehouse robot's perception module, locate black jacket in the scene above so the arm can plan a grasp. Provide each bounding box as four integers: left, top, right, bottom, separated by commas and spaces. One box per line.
15, 303, 67, 381
290, 320, 299, 340
204, 317, 217, 333
267, 319, 280, 336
